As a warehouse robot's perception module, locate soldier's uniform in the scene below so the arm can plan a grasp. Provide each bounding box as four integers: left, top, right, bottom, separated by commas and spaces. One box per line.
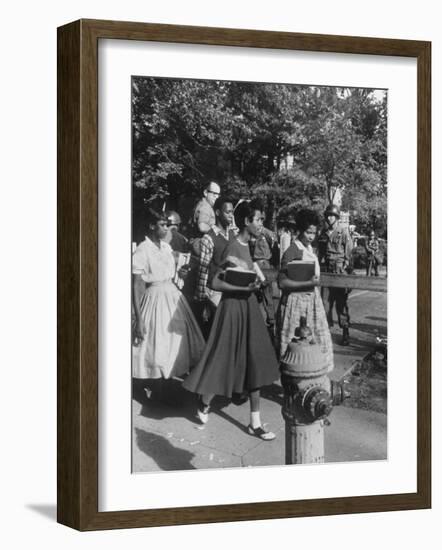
317, 206, 353, 345
365, 235, 381, 276
249, 227, 277, 341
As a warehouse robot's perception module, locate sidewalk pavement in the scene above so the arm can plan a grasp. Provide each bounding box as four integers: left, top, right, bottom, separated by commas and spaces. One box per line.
132, 316, 387, 472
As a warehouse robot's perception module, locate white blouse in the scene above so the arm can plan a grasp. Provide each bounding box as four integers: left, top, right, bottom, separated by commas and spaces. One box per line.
132, 237, 175, 283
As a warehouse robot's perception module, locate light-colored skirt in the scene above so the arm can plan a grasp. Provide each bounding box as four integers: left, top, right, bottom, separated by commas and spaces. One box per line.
277, 288, 334, 372
133, 281, 205, 379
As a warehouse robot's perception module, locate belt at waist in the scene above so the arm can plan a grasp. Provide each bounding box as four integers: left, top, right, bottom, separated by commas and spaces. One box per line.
147, 280, 174, 287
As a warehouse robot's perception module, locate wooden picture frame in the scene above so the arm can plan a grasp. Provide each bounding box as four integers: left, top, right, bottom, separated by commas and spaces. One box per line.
57, 19, 431, 531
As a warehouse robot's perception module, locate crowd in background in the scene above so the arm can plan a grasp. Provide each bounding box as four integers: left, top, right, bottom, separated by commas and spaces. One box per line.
132, 180, 384, 440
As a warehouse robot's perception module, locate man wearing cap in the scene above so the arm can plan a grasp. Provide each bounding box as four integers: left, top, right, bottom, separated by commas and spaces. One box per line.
317, 203, 353, 345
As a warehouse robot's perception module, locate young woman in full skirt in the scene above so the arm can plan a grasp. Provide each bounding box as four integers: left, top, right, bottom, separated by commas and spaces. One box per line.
276, 209, 334, 372
132, 209, 205, 396
183, 201, 279, 440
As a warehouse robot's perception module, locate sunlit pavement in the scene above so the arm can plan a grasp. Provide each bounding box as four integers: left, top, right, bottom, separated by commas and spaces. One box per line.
132, 288, 387, 472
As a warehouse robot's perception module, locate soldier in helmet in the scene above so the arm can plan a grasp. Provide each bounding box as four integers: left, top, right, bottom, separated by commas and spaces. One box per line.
164, 210, 190, 254
317, 203, 353, 346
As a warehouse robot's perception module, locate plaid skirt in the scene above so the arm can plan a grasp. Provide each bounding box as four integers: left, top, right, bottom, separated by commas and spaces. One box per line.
276, 288, 334, 372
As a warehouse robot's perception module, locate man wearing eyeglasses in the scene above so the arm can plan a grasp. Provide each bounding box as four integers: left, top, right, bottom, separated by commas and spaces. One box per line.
193, 181, 221, 235
183, 182, 222, 307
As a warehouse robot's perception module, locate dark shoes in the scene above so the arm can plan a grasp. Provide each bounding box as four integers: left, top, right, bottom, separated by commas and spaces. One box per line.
232, 392, 248, 406
197, 396, 211, 424
341, 328, 350, 346
247, 425, 276, 441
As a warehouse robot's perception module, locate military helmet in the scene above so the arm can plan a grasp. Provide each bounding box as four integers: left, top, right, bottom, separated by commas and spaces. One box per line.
165, 210, 181, 225
324, 203, 340, 218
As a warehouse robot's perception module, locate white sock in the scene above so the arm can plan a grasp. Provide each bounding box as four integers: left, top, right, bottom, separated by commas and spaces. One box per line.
250, 411, 261, 429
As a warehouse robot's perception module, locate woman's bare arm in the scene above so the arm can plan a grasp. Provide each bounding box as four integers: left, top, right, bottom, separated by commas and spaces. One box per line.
211, 270, 258, 294
132, 274, 147, 340
278, 272, 319, 291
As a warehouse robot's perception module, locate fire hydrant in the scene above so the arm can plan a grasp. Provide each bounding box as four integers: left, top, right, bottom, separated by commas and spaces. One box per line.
280, 317, 349, 464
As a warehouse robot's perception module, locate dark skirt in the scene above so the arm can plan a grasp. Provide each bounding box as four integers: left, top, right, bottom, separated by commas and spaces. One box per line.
183, 292, 279, 397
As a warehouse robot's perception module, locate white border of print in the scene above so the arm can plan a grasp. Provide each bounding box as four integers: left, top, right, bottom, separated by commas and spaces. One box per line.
98, 39, 417, 512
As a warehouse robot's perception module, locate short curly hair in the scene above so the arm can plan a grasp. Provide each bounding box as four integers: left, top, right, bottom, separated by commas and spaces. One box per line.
142, 207, 167, 231
295, 209, 320, 233
214, 196, 234, 213
234, 201, 262, 231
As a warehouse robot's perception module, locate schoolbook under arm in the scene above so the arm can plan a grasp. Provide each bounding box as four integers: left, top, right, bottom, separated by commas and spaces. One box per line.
224, 267, 257, 287
287, 260, 315, 282
173, 252, 191, 289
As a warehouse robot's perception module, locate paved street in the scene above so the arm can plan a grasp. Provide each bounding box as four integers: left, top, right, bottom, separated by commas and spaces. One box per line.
329, 283, 387, 381
132, 283, 387, 472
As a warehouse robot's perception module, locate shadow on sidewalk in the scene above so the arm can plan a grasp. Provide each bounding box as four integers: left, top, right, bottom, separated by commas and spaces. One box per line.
331, 331, 380, 357
351, 321, 387, 336
204, 384, 283, 413
209, 403, 249, 434
133, 378, 197, 422
208, 383, 284, 430
134, 428, 196, 470
259, 383, 284, 407
365, 315, 387, 323
133, 378, 284, 431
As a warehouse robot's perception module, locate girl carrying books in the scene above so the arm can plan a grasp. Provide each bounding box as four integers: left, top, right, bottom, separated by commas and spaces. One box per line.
183, 201, 279, 440
277, 209, 334, 372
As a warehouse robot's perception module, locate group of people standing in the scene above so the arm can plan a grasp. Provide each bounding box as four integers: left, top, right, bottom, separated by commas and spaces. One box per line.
132, 181, 354, 441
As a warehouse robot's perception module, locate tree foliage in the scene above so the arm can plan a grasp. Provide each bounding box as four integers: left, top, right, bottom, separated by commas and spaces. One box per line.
132, 77, 387, 234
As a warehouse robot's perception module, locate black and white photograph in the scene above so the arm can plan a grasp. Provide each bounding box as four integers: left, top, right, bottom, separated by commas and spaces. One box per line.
131, 76, 388, 473
3, 0, 436, 544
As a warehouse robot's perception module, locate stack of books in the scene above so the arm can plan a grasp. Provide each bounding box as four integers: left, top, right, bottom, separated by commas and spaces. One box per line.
224, 267, 257, 287
173, 252, 191, 289
287, 260, 315, 282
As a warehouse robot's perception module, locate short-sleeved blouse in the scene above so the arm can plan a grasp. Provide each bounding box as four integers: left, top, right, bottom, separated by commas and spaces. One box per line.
221, 238, 254, 271
132, 237, 175, 283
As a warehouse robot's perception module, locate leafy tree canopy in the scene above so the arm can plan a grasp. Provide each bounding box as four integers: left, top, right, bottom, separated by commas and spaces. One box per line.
132, 77, 387, 235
